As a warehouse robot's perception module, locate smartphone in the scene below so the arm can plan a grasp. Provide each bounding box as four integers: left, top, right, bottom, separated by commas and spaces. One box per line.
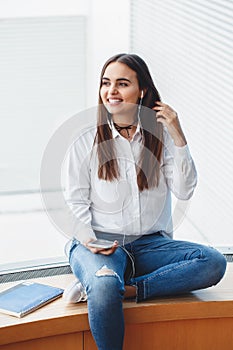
87, 239, 115, 249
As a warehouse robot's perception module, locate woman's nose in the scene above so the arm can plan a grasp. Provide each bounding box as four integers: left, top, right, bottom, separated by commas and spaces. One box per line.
108, 84, 118, 95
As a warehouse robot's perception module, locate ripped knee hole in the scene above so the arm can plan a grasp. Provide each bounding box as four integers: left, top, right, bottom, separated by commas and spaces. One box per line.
95, 265, 122, 283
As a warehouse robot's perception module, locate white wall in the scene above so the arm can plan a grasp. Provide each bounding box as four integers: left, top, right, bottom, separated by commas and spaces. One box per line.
0, 0, 130, 107
0, 0, 89, 17
86, 0, 130, 106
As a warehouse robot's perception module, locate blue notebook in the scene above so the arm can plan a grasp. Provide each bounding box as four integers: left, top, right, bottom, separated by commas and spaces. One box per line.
0, 281, 64, 318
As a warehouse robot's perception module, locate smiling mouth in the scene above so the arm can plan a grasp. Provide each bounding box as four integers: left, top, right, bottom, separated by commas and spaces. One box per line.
107, 98, 123, 105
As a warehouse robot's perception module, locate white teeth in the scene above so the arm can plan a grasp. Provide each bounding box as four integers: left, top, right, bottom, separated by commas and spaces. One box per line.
108, 99, 122, 104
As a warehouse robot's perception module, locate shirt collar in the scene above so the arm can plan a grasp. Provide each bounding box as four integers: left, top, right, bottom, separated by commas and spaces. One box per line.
107, 117, 142, 142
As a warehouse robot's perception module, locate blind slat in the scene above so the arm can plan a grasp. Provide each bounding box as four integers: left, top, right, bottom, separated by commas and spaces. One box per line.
0, 16, 86, 193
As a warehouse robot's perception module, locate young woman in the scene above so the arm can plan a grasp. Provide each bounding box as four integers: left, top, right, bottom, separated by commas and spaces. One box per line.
64, 53, 226, 350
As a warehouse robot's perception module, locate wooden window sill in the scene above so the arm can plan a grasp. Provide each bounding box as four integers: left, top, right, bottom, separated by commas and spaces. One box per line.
0, 264, 232, 349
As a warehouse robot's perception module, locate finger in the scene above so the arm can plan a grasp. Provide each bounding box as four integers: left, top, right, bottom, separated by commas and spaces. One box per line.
155, 101, 165, 106
153, 106, 164, 111
84, 240, 118, 255
99, 247, 116, 255
83, 239, 98, 254
156, 110, 167, 119
99, 241, 119, 255
87, 246, 100, 254
88, 246, 111, 254
99, 248, 115, 256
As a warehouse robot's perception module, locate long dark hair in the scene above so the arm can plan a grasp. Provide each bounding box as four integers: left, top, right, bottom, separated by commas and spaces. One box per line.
96, 53, 163, 191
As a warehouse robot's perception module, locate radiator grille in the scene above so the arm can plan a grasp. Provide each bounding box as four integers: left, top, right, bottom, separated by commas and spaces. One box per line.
224, 254, 233, 263
0, 265, 72, 284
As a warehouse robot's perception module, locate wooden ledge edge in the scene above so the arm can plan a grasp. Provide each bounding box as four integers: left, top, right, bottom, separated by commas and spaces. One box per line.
1, 265, 232, 346
1, 298, 233, 346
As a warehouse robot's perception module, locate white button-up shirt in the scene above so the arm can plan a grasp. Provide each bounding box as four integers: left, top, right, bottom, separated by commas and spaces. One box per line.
65, 122, 197, 243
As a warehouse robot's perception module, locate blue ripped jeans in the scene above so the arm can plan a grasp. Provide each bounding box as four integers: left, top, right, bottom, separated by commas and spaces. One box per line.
68, 233, 227, 350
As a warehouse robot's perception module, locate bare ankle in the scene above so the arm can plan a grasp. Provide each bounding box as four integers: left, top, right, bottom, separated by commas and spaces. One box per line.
124, 285, 136, 299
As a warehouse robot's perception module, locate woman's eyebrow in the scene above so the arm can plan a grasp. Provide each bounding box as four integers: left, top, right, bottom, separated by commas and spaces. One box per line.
102, 77, 131, 83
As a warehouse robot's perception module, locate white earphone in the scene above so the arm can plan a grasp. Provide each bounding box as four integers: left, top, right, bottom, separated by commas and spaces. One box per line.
141, 90, 144, 98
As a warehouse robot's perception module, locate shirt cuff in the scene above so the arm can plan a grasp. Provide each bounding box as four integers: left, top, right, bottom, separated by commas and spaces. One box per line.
74, 225, 97, 244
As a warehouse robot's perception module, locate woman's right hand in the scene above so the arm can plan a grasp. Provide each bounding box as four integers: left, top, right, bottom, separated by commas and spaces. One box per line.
83, 239, 119, 255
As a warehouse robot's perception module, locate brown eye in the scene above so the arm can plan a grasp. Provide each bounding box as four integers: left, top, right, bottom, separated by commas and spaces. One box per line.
101, 81, 110, 86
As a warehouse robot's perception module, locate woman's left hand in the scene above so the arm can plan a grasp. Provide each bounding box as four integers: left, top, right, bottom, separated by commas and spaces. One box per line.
153, 101, 187, 147
84, 239, 119, 256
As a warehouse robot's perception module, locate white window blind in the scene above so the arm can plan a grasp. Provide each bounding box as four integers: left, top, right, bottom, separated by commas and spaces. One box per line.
0, 16, 86, 266
130, 0, 233, 246
0, 16, 86, 194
